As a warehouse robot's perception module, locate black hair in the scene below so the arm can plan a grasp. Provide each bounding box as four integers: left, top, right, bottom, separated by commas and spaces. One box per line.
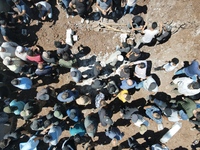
171, 58, 179, 65
54, 41, 62, 48
139, 63, 146, 68
37, 4, 42, 9
191, 82, 200, 89
27, 49, 33, 56
152, 22, 158, 29
74, 134, 81, 144
11, 78, 19, 85
62, 52, 70, 61
125, 94, 131, 101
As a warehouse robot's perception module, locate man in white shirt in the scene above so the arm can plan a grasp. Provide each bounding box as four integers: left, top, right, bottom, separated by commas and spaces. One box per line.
172, 77, 200, 96
130, 60, 147, 80
36, 1, 52, 20
0, 42, 18, 59
134, 22, 162, 48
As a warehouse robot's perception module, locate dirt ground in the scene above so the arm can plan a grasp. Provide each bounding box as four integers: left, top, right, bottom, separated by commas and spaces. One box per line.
14, 0, 200, 149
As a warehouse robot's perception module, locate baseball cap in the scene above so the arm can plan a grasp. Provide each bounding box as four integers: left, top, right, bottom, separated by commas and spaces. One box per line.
20, 110, 30, 117
54, 110, 64, 120
117, 55, 124, 61
39, 94, 49, 101
131, 114, 139, 123
104, 116, 113, 125
3, 106, 12, 113
3, 57, 12, 65
139, 124, 147, 135
71, 71, 77, 77
69, 109, 76, 119
76, 95, 91, 105
16, 46, 23, 53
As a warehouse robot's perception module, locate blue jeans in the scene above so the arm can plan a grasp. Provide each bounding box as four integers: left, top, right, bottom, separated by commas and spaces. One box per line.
175, 68, 197, 81
123, 4, 135, 15
62, 0, 70, 9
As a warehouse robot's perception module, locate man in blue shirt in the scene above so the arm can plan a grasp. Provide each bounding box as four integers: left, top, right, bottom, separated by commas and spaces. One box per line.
175, 60, 200, 81
11, 77, 32, 90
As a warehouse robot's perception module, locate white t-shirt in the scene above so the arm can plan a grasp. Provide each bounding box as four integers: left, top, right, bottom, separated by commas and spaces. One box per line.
163, 62, 178, 72
36, 1, 51, 11
127, 0, 137, 7
142, 29, 159, 43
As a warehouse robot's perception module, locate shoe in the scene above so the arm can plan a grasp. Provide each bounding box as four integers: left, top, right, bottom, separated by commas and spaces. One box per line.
81, 18, 85, 24
85, 19, 90, 24
66, 13, 69, 18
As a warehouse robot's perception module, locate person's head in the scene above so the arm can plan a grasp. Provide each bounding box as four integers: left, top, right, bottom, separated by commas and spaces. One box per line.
111, 138, 118, 147
123, 93, 131, 101
3, 57, 12, 65
61, 91, 69, 99
0, 47, 5, 52
16, 46, 24, 53
126, 79, 133, 86
153, 112, 161, 119
171, 58, 179, 65
37, 63, 43, 70
3, 106, 16, 113
43, 134, 52, 143
117, 55, 124, 61
54, 41, 62, 48
152, 22, 158, 29
0, 20, 6, 26
188, 82, 200, 89
27, 49, 33, 56
36, 4, 42, 10
62, 52, 70, 61
11, 78, 20, 85
148, 82, 157, 91
138, 62, 146, 68
74, 134, 81, 144
70, 71, 77, 77
12, 0, 20, 4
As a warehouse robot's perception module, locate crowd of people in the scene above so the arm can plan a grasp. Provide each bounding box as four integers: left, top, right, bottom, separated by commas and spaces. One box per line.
0, 0, 200, 150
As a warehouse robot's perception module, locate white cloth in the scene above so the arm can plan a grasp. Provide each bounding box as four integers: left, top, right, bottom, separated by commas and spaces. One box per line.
15, 47, 29, 61
106, 51, 121, 66
48, 126, 62, 146
134, 60, 147, 79
142, 29, 159, 43
127, 0, 137, 6
36, 1, 51, 11
167, 109, 181, 122
143, 76, 158, 92
173, 77, 200, 96
163, 62, 178, 72
0, 42, 18, 59
19, 136, 39, 150
151, 144, 169, 150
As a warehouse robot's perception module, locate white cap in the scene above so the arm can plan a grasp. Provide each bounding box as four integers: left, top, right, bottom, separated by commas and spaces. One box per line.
16, 46, 23, 53
117, 55, 124, 61
3, 57, 11, 65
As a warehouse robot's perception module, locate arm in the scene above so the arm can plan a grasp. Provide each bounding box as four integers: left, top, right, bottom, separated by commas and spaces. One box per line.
3, 36, 10, 42
106, 0, 113, 12
87, 0, 93, 10
141, 22, 147, 34
158, 22, 163, 35
126, 51, 133, 58
96, 1, 105, 13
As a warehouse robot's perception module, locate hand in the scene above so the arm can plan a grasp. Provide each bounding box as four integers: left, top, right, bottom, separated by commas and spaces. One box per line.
102, 10, 107, 15
42, 16, 46, 20
12, 14, 17, 18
